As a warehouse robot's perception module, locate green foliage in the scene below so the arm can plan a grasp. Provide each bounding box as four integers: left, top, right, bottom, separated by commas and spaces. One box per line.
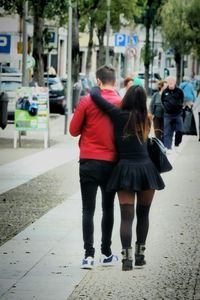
0, 0, 68, 24
0, 0, 23, 16
185, 0, 200, 58
160, 0, 192, 55
78, 0, 142, 35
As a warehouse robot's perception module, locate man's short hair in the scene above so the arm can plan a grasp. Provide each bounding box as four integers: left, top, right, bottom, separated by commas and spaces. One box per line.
166, 76, 176, 83
96, 65, 116, 85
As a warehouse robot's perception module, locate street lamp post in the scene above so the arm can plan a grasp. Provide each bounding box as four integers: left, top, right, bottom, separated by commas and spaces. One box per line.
64, 0, 72, 134
22, 1, 28, 86
106, 0, 111, 65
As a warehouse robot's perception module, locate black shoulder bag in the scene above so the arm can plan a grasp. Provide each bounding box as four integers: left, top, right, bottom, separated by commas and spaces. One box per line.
147, 137, 173, 173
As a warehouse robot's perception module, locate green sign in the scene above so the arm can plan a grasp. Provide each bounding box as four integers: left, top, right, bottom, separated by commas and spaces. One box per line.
15, 87, 49, 131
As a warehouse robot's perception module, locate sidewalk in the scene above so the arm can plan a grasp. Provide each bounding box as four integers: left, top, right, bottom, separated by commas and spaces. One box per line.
0, 115, 78, 194
0, 130, 200, 299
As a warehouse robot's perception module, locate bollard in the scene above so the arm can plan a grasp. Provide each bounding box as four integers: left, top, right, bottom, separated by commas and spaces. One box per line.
0, 92, 9, 129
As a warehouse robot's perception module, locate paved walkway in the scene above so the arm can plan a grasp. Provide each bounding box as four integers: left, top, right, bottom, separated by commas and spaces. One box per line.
0, 130, 200, 299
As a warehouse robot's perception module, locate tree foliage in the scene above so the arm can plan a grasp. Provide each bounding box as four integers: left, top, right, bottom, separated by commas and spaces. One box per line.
160, 0, 191, 55
78, 0, 142, 68
185, 0, 200, 58
0, 0, 69, 85
160, 0, 197, 81
135, 0, 164, 92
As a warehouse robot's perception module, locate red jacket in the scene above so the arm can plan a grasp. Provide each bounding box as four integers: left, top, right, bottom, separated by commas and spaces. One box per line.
69, 89, 121, 161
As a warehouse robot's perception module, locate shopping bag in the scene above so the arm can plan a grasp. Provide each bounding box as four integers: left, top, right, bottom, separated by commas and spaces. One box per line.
182, 108, 197, 135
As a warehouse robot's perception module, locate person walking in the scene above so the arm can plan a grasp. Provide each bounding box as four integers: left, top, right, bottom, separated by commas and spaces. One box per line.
149, 80, 167, 141
69, 65, 121, 269
161, 76, 184, 153
179, 76, 196, 109
119, 76, 133, 98
90, 85, 165, 271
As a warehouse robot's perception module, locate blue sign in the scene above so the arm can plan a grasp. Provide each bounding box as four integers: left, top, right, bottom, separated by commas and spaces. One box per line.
127, 35, 138, 46
0, 34, 11, 54
115, 33, 138, 47
115, 33, 127, 47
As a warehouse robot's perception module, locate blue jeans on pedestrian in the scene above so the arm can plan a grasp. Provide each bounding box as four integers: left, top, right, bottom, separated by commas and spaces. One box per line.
163, 113, 183, 149
79, 159, 116, 258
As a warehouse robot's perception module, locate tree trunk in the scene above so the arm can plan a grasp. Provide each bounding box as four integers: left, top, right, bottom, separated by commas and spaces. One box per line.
97, 26, 106, 68
72, 2, 80, 83
32, 9, 44, 86
174, 51, 181, 84
144, 19, 151, 95
86, 17, 94, 75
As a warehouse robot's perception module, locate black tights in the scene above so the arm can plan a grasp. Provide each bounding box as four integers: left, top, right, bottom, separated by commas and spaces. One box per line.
120, 204, 134, 248
120, 201, 152, 248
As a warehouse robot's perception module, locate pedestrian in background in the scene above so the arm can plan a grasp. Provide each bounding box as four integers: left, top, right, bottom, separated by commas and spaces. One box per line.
161, 76, 184, 153
149, 80, 167, 141
90, 85, 165, 271
69, 65, 121, 269
179, 76, 196, 109
119, 76, 133, 98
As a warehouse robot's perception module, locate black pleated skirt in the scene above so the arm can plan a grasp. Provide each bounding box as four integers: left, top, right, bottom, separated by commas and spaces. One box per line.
107, 158, 165, 192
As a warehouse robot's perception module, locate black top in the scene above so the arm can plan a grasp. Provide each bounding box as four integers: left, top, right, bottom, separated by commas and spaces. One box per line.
161, 86, 184, 115
90, 87, 149, 161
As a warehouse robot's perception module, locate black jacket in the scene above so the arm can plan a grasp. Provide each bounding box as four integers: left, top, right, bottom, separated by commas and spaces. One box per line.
161, 87, 184, 115
149, 92, 164, 118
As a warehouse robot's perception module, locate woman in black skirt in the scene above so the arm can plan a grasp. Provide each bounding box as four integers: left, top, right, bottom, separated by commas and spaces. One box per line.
90, 85, 165, 271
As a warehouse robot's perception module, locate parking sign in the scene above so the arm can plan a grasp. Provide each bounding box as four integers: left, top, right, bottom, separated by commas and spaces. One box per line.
115, 33, 138, 47
127, 35, 138, 46
114, 33, 127, 47
0, 34, 11, 54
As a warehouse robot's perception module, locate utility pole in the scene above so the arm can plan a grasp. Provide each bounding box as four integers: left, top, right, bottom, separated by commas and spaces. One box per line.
64, 0, 72, 134
105, 0, 111, 65
22, 1, 28, 86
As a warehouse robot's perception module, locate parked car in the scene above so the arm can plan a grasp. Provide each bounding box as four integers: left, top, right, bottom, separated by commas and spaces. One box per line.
0, 73, 22, 119
137, 72, 161, 94
44, 74, 66, 115
0, 65, 20, 74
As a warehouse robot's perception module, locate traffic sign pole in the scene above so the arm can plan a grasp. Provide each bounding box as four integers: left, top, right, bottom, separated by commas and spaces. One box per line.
22, 1, 28, 87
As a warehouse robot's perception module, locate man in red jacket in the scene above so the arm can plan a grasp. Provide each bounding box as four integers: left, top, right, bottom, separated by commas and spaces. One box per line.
70, 65, 121, 269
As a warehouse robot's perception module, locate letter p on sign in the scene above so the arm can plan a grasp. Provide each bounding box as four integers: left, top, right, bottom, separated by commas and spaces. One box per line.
115, 33, 126, 47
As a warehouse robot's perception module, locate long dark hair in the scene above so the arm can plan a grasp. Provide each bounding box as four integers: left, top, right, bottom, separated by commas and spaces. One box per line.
121, 85, 150, 142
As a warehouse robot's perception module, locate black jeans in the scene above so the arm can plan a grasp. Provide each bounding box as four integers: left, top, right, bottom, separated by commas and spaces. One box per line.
163, 113, 183, 149
79, 159, 116, 258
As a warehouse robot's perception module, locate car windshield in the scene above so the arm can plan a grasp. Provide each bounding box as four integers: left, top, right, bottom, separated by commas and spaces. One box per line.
44, 78, 63, 90
1, 81, 21, 91
0, 66, 20, 73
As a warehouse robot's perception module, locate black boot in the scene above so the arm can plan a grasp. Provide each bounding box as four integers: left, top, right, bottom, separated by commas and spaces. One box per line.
135, 243, 146, 268
121, 248, 133, 271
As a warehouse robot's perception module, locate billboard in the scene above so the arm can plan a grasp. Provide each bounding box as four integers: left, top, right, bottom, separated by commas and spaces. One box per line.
15, 87, 49, 131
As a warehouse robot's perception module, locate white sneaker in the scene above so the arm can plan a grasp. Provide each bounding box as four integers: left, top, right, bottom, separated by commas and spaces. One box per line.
80, 256, 94, 269
166, 148, 173, 155
100, 254, 118, 266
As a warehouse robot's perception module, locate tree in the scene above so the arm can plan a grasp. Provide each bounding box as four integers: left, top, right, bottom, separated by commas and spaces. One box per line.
135, 0, 164, 93
160, 0, 192, 83
78, 0, 142, 73
185, 0, 200, 61
0, 0, 68, 86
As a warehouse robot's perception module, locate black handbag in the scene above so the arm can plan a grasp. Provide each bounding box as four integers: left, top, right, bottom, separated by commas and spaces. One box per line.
147, 137, 173, 173
182, 107, 197, 135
